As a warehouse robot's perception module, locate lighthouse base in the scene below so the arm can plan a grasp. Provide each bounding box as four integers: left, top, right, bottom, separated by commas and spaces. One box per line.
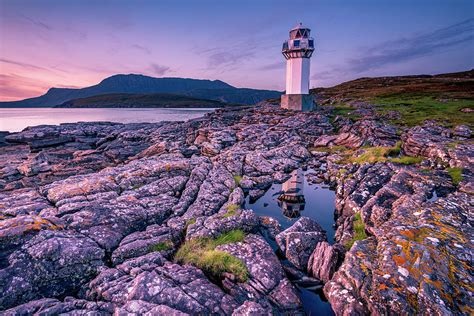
280, 94, 315, 111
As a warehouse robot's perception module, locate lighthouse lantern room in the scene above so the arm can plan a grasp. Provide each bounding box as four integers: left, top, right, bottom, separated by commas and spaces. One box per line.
281, 23, 315, 111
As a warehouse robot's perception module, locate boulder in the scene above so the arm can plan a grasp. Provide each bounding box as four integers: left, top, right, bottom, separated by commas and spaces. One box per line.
307, 241, 345, 282
275, 217, 327, 270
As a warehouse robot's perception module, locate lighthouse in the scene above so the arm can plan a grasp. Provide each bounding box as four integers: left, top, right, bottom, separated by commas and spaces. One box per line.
281, 23, 315, 111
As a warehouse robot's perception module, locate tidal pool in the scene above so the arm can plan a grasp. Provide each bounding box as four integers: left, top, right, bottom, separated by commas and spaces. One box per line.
244, 168, 336, 315
244, 168, 336, 243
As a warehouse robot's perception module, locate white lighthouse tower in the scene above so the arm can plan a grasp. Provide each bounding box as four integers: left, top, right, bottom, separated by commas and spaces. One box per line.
281, 23, 315, 111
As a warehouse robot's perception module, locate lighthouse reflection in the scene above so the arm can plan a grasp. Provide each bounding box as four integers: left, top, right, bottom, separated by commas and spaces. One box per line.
278, 169, 306, 218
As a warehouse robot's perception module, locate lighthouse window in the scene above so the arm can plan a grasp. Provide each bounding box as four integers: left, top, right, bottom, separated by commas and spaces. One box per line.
309, 40, 314, 47
293, 40, 300, 47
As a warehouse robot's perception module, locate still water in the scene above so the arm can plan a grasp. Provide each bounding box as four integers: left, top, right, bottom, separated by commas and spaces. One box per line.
244, 168, 336, 316
0, 108, 215, 132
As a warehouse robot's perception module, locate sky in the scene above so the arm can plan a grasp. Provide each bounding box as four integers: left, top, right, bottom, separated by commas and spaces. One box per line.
0, 0, 473, 101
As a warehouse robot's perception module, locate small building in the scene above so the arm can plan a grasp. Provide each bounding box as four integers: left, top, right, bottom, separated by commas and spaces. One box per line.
281, 23, 315, 111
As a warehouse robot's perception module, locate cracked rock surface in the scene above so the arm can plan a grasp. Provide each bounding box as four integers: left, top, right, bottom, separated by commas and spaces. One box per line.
1, 104, 472, 315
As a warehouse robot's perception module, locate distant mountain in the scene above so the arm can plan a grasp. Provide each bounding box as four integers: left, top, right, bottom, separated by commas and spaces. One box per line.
0, 74, 282, 107
56, 93, 234, 108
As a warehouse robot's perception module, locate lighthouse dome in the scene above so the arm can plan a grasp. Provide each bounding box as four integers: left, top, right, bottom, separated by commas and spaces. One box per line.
282, 23, 314, 59
289, 23, 311, 39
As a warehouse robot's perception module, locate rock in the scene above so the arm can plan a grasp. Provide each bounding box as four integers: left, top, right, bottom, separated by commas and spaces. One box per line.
453, 125, 471, 138
307, 241, 345, 282
0, 230, 105, 310
87, 252, 238, 314
0, 103, 472, 314
186, 208, 259, 240
111, 224, 180, 265
115, 300, 188, 315
275, 217, 327, 270
232, 300, 272, 316
2, 297, 114, 315
218, 234, 301, 312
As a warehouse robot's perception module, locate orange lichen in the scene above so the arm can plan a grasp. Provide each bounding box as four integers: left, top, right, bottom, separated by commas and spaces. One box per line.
378, 283, 389, 290
393, 255, 406, 266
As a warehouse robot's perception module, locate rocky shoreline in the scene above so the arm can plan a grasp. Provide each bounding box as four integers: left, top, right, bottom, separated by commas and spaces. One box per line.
0, 103, 472, 315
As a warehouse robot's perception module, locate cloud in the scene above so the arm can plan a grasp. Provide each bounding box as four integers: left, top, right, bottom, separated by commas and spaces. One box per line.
0, 58, 52, 72
259, 61, 285, 71
21, 14, 52, 30
207, 50, 255, 68
131, 44, 151, 54
0, 74, 49, 101
149, 63, 170, 76
348, 18, 474, 73
313, 18, 474, 82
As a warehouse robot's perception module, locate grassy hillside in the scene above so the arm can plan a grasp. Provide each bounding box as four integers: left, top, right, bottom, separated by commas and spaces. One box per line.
56, 93, 238, 108
313, 69, 474, 127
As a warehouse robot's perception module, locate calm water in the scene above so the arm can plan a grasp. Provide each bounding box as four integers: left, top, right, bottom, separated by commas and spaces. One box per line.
0, 108, 216, 132
245, 168, 336, 243
244, 168, 336, 316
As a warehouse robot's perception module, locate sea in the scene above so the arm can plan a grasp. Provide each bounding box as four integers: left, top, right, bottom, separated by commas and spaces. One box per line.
0, 108, 216, 132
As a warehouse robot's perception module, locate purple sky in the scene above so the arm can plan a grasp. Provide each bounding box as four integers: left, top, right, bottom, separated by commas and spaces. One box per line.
1, 0, 473, 101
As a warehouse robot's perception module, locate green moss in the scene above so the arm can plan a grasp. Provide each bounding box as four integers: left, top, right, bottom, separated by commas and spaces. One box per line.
222, 204, 240, 218
184, 218, 196, 230
342, 142, 405, 164
174, 229, 248, 282
374, 96, 474, 127
387, 141, 402, 157
346, 213, 368, 250
338, 168, 348, 175
346, 146, 392, 164
330, 104, 362, 121
233, 175, 243, 186
447, 167, 463, 186
389, 156, 423, 165
212, 229, 246, 246
149, 240, 173, 252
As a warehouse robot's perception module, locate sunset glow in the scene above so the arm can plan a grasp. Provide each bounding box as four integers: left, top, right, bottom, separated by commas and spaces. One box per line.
1, 0, 473, 101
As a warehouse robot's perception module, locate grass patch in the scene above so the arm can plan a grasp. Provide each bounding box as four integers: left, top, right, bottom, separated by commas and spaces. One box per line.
447, 167, 463, 186
331, 104, 362, 121
387, 141, 402, 157
186, 218, 196, 226
341, 142, 406, 165
346, 212, 367, 250
374, 96, 474, 127
389, 156, 423, 165
346, 146, 392, 164
185, 218, 196, 230
149, 240, 173, 252
222, 204, 240, 218
233, 175, 243, 186
174, 229, 248, 282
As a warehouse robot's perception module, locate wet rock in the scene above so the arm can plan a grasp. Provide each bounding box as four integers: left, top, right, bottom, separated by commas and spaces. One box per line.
259, 216, 282, 240
307, 241, 345, 282
275, 217, 327, 270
